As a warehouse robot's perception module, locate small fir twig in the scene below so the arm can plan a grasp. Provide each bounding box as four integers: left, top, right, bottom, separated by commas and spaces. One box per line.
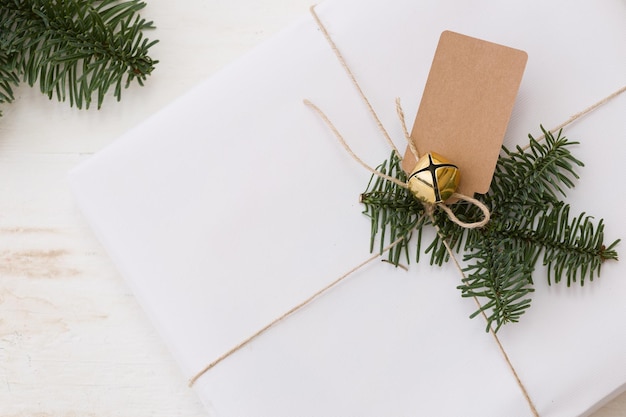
360, 127, 619, 332
360, 152, 427, 265
0, 50, 19, 115
0, 0, 158, 114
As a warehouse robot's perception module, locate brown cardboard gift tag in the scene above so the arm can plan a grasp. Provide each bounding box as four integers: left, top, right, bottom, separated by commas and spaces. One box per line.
402, 31, 528, 197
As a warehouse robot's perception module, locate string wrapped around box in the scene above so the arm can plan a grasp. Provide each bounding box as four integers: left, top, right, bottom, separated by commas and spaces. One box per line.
189, 6, 624, 416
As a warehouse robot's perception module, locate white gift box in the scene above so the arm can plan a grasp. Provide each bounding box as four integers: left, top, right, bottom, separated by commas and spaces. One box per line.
69, 0, 626, 416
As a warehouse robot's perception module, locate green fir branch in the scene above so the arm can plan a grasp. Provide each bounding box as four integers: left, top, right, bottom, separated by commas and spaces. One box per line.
0, 50, 19, 113
0, 0, 158, 112
360, 151, 427, 265
526, 203, 619, 286
460, 235, 535, 333
489, 127, 582, 208
360, 126, 619, 332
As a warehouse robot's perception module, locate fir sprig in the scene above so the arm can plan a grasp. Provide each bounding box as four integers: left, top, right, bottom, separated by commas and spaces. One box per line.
0, 0, 158, 112
360, 127, 619, 332
360, 152, 426, 265
0, 50, 19, 113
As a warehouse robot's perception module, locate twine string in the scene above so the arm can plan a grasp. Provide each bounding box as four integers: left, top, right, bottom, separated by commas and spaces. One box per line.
522, 85, 626, 150
189, 7, 625, 416
309, 5, 400, 158
188, 237, 405, 387
307, 96, 492, 229
426, 203, 540, 415
395, 97, 418, 160
440, 193, 490, 228
303, 99, 408, 189
307, 5, 537, 412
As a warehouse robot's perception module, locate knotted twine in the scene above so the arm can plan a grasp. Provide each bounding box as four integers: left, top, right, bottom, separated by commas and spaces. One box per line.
189, 6, 626, 416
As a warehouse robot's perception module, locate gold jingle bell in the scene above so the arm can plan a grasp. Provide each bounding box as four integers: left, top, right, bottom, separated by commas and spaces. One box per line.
407, 152, 460, 204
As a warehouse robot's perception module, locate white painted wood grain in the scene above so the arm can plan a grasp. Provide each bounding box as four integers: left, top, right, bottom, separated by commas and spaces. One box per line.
0, 1, 623, 416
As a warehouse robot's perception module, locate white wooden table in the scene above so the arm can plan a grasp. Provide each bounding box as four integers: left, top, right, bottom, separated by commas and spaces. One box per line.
1, 1, 624, 415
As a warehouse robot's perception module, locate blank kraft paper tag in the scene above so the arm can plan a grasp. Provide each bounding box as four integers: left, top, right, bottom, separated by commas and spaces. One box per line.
402, 31, 528, 197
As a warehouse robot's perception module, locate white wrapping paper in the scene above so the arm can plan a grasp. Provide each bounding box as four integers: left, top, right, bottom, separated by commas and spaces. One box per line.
70, 0, 626, 415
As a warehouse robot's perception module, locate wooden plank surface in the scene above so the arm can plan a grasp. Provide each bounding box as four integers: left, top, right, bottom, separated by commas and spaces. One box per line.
0, 1, 624, 416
